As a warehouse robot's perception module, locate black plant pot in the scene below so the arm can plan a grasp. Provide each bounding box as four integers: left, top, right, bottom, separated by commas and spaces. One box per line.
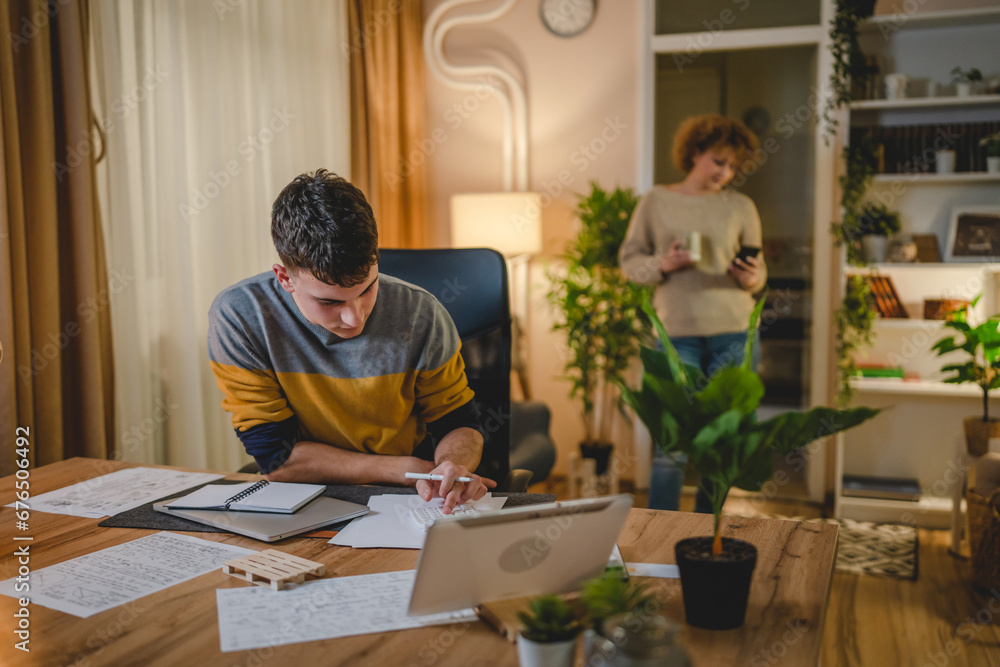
674, 536, 757, 630
579, 442, 613, 476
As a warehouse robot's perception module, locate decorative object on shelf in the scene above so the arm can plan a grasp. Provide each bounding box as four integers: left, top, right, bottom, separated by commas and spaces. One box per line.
547, 183, 647, 479
618, 292, 879, 628
855, 202, 902, 263
935, 149, 956, 175
950, 67, 982, 97
923, 298, 970, 321
516, 594, 582, 667
884, 73, 908, 100
539, 0, 596, 38
945, 207, 1000, 262
865, 274, 908, 318
887, 234, 918, 263
913, 234, 942, 263
835, 275, 877, 405
931, 294, 1000, 456
822, 0, 878, 141
981, 132, 1000, 174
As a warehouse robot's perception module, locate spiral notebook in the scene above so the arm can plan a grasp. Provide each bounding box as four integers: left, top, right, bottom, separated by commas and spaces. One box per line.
163, 480, 325, 514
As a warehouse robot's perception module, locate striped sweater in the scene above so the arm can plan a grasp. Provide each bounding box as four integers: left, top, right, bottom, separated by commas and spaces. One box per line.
207, 272, 477, 471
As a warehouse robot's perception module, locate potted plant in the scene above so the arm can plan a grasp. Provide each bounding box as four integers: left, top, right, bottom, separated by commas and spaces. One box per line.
950, 67, 982, 97
822, 0, 879, 141
980, 132, 1000, 174
579, 572, 654, 636
547, 183, 648, 474
618, 293, 879, 629
852, 202, 902, 263
516, 594, 582, 667
931, 294, 1000, 456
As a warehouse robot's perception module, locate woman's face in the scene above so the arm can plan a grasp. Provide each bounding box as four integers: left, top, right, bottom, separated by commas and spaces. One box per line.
688, 146, 739, 192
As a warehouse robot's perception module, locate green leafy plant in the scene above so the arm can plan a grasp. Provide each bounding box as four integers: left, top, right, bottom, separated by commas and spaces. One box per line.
932, 294, 1000, 422
547, 183, 649, 448
852, 202, 901, 237
580, 572, 654, 633
831, 135, 879, 265
822, 0, 878, 141
980, 132, 1000, 158
834, 275, 877, 406
517, 594, 582, 643
619, 291, 880, 556
950, 67, 983, 85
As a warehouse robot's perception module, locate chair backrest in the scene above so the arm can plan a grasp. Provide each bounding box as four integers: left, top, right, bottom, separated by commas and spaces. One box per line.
377, 248, 512, 483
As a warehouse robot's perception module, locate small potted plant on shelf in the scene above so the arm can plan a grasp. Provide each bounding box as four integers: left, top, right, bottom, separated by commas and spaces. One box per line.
851, 201, 902, 263
931, 294, 1000, 456
980, 132, 1000, 174
516, 594, 582, 667
950, 67, 983, 97
618, 293, 879, 630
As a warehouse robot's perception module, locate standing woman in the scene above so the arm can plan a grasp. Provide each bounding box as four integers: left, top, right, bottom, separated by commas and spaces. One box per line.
619, 113, 767, 513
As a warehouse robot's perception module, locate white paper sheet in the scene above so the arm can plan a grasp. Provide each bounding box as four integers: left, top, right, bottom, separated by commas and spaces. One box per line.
626, 563, 680, 579
16, 467, 225, 518
215, 570, 477, 652
329, 493, 507, 549
0, 532, 254, 618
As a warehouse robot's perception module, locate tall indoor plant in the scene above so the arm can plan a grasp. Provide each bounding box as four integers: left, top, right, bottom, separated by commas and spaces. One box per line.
619, 292, 879, 629
548, 183, 648, 472
932, 295, 1000, 455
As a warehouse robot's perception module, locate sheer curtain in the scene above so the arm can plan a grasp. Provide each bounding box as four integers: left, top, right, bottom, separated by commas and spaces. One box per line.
89, 0, 350, 470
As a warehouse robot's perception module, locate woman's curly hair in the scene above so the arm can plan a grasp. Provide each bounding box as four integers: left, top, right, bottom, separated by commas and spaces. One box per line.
672, 114, 760, 173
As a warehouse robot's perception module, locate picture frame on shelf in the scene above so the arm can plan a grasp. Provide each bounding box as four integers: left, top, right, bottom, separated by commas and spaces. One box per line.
945, 207, 1000, 262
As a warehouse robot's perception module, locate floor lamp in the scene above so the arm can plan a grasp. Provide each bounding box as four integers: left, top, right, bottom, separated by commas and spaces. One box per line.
451, 192, 542, 399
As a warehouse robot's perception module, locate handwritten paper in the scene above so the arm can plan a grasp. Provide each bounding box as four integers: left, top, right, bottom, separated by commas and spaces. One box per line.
18, 467, 224, 518
0, 532, 254, 618
216, 570, 477, 652
330, 493, 507, 549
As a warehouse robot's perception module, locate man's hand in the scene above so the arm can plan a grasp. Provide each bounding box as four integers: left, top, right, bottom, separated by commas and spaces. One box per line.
729, 254, 761, 289
414, 459, 496, 514
659, 238, 693, 275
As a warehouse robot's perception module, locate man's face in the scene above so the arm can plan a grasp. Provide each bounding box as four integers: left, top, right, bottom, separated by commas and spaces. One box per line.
273, 263, 379, 339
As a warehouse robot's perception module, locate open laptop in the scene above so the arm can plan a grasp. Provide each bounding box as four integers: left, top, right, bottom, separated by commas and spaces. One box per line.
153, 495, 369, 542
408, 494, 633, 615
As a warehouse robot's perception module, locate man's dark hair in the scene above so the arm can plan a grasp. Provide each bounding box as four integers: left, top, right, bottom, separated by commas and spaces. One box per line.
271, 169, 379, 286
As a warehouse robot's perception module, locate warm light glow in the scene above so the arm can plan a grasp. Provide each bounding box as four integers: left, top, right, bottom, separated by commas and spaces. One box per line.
450, 192, 542, 257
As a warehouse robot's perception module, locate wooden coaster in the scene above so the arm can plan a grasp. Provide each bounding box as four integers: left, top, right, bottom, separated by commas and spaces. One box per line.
222, 550, 326, 590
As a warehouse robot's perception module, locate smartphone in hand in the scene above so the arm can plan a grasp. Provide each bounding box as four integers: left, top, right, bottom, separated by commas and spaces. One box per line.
733, 246, 760, 264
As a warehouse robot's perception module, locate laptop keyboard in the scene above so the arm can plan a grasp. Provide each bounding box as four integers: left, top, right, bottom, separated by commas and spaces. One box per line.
409, 504, 480, 531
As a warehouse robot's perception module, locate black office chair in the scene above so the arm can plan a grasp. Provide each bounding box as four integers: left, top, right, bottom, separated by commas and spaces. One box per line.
378, 247, 532, 492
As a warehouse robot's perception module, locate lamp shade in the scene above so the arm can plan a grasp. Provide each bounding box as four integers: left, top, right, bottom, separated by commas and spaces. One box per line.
450, 192, 542, 257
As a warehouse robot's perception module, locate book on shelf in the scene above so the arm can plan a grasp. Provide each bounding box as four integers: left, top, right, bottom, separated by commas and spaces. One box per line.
842, 475, 922, 502
864, 274, 908, 318
852, 364, 905, 379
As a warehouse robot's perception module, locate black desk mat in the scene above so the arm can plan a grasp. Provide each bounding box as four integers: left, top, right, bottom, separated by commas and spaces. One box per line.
98, 480, 556, 536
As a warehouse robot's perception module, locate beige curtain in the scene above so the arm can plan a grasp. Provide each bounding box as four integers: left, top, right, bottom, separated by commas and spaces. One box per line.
349, 0, 428, 249
0, 0, 114, 475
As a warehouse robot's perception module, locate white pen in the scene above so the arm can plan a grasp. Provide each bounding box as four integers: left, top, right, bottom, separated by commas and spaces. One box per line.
405, 472, 475, 483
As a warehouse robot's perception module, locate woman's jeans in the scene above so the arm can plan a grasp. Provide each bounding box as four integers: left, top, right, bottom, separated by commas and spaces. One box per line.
648, 330, 760, 514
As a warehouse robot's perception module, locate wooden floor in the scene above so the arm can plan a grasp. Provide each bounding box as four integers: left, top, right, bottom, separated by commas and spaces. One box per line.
532, 474, 1000, 666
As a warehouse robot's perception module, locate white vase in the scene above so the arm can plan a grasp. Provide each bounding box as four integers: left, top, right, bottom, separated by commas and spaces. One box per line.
935, 150, 956, 174
860, 235, 889, 264
517, 634, 577, 667
988, 156, 1000, 174
956, 82, 971, 97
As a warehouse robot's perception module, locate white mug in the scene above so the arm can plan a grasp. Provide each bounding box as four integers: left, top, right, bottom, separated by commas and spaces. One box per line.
683, 231, 702, 263
884, 73, 909, 100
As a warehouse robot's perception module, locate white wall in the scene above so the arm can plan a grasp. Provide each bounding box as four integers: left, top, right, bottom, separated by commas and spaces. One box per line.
422, 0, 642, 479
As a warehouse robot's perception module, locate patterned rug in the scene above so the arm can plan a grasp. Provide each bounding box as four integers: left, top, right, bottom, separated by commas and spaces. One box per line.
736, 514, 919, 580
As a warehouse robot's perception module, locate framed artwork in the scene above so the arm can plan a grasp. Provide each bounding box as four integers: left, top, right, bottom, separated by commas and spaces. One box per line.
945, 207, 1000, 262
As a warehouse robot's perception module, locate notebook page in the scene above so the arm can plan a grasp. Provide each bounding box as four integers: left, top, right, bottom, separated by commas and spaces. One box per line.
231, 482, 325, 512
165, 482, 258, 509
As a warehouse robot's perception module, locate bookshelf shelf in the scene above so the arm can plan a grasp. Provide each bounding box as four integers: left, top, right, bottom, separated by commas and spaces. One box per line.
848, 377, 981, 397
862, 7, 1000, 31
851, 95, 1000, 111
872, 172, 1000, 184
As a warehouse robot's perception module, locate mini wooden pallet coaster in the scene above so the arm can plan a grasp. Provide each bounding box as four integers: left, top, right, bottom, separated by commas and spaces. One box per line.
222, 550, 326, 590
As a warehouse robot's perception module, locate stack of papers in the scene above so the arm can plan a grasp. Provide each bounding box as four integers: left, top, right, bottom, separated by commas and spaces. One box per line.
330, 493, 506, 549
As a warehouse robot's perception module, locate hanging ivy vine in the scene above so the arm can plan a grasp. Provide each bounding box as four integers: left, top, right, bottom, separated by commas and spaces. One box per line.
821, 0, 878, 142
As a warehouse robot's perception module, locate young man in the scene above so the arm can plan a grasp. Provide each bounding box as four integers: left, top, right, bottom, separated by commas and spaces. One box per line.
207, 170, 493, 512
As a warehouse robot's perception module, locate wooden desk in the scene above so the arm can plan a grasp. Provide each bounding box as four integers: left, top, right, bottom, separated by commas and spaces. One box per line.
0, 459, 838, 666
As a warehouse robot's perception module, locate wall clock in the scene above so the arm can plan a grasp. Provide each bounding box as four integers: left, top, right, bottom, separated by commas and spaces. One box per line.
539, 0, 596, 38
